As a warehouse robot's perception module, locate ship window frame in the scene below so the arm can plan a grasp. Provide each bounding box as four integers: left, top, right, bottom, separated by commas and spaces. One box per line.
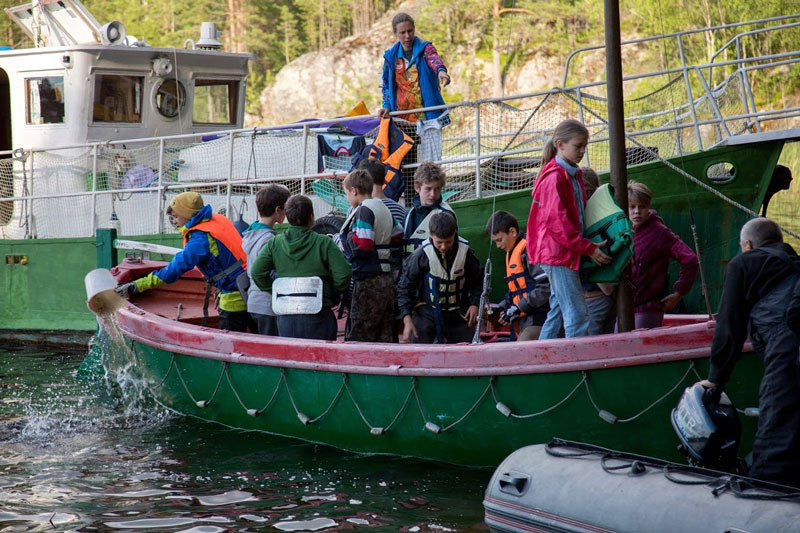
706, 161, 736, 184
91, 73, 144, 124
25, 75, 66, 126
154, 78, 187, 119
192, 79, 238, 126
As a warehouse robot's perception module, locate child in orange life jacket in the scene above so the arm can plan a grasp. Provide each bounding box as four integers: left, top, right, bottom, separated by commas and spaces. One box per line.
402, 162, 457, 258
397, 212, 483, 344
526, 119, 612, 339
486, 211, 551, 341
115, 191, 250, 332
337, 169, 404, 342
581, 167, 617, 335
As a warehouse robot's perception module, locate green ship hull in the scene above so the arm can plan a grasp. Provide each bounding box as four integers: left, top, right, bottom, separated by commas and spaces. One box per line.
102, 280, 761, 467
2, 140, 784, 335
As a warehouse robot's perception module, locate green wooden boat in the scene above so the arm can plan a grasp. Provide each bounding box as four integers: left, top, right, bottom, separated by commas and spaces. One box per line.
92, 259, 762, 467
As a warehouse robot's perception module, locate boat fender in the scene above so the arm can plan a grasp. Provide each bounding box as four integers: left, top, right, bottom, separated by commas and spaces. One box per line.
271, 277, 323, 315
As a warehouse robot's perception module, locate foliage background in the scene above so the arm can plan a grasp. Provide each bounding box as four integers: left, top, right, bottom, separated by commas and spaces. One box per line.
0, 1, 797, 235
1, 1, 795, 114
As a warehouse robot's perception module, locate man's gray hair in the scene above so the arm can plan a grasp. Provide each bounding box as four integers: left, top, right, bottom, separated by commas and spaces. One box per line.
740, 217, 783, 248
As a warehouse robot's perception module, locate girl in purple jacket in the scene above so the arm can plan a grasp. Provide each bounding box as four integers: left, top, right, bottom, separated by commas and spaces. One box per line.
628, 181, 699, 328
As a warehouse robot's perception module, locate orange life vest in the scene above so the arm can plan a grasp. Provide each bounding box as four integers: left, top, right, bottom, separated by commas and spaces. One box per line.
504, 238, 532, 314
184, 214, 248, 271
373, 117, 413, 194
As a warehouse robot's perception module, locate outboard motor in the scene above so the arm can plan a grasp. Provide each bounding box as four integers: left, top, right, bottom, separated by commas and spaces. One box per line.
671, 383, 741, 471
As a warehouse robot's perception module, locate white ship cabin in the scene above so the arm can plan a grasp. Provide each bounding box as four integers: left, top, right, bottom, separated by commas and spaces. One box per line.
0, 0, 251, 153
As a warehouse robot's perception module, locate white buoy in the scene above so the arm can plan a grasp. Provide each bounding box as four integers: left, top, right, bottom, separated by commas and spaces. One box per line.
85, 268, 126, 316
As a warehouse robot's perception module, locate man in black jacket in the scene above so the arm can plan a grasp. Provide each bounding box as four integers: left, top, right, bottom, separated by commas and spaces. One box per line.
699, 217, 800, 487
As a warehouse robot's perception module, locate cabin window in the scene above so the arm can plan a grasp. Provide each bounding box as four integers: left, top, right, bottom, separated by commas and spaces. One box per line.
155, 79, 186, 119
92, 74, 143, 123
26, 77, 65, 125
706, 162, 735, 184
193, 80, 237, 124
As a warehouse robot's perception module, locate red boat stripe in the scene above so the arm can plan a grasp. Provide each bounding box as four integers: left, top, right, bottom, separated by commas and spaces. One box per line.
485, 496, 617, 533
114, 304, 743, 377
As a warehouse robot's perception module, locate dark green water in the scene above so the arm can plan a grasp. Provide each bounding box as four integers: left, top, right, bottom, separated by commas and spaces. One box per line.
0, 342, 489, 531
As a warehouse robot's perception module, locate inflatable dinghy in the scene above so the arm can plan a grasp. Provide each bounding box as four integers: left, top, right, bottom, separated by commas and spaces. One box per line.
484, 439, 800, 533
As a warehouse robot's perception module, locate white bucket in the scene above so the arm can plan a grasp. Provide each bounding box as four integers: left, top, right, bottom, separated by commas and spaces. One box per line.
85, 268, 126, 316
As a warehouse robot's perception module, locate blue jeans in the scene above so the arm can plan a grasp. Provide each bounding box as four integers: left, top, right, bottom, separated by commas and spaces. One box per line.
539, 264, 590, 339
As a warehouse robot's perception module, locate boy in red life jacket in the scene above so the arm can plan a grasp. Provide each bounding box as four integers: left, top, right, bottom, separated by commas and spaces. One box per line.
115, 191, 250, 332
486, 210, 551, 341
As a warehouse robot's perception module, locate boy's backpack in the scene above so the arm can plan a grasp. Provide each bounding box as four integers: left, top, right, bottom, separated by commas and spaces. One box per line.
580, 183, 634, 284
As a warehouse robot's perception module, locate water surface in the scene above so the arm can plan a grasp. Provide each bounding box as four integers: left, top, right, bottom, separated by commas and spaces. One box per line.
0, 342, 488, 531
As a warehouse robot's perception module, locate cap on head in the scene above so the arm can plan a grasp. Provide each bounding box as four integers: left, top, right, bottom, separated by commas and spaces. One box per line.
168, 192, 204, 219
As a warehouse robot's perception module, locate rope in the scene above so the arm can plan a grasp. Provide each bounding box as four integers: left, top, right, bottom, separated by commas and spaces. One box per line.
562, 89, 800, 241
306, 375, 346, 424
200, 361, 228, 408
472, 257, 493, 343
222, 364, 281, 416
492, 374, 586, 419
145, 353, 703, 437
547, 439, 800, 501
343, 376, 416, 434
172, 358, 202, 406
583, 361, 695, 423
479, 92, 554, 182
439, 378, 493, 432
662, 464, 716, 485
151, 354, 176, 389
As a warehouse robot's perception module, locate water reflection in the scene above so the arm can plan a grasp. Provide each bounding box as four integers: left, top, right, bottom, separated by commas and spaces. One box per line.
0, 342, 488, 531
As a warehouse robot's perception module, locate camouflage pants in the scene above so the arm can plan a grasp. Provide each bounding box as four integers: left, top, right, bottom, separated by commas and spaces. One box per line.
346, 273, 395, 342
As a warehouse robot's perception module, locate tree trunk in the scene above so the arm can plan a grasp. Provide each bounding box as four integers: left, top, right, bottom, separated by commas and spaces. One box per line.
227, 0, 236, 51
284, 17, 290, 64
319, 0, 326, 51
492, 0, 502, 97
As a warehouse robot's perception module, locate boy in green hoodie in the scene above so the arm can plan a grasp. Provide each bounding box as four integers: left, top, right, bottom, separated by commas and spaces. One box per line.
250, 195, 352, 340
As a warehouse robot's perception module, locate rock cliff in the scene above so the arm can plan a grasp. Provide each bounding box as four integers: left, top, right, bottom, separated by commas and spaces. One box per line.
251, 1, 570, 126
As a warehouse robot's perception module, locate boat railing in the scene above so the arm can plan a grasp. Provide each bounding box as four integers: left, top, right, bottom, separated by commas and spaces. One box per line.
0, 14, 798, 240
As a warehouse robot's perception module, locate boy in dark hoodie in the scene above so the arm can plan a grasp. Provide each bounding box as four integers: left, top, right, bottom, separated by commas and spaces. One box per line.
397, 212, 482, 344
241, 185, 290, 336
402, 162, 456, 257
250, 195, 352, 340
628, 181, 698, 328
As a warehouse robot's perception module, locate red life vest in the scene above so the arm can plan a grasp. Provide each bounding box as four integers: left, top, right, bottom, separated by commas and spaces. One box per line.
184, 214, 247, 271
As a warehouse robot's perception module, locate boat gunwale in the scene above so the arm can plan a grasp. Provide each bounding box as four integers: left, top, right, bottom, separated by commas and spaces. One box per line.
116, 303, 721, 377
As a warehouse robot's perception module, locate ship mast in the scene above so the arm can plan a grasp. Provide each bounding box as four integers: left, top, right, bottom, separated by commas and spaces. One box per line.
604, 0, 634, 332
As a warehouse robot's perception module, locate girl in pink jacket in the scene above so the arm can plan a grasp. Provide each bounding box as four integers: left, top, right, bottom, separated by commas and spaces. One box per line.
526, 120, 611, 338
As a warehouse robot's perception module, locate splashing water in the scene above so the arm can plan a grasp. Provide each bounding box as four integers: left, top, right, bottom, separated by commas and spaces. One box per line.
90, 313, 170, 424
1, 343, 487, 531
